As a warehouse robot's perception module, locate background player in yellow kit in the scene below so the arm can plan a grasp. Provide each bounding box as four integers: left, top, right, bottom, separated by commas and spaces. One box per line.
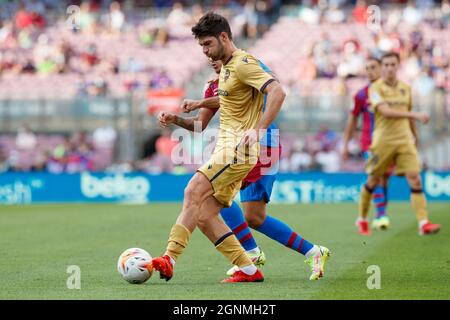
357, 52, 441, 236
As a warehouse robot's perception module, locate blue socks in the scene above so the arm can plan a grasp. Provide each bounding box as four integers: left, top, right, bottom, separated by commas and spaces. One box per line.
221, 202, 316, 256
373, 185, 388, 219
256, 215, 314, 256
220, 201, 258, 251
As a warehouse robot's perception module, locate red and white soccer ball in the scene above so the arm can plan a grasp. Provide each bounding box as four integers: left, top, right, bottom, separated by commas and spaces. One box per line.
117, 248, 153, 284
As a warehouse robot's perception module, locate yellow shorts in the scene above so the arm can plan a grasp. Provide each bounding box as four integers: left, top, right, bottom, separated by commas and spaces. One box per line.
366, 142, 420, 176
198, 143, 258, 207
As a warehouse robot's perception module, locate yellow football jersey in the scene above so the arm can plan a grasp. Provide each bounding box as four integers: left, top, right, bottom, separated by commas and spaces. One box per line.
368, 78, 415, 146
217, 49, 275, 147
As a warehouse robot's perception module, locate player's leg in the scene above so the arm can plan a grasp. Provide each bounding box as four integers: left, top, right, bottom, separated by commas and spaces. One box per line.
371, 174, 390, 230
152, 172, 213, 281
405, 172, 441, 235
220, 201, 259, 253
396, 143, 440, 235
357, 174, 380, 235
359, 145, 395, 235
244, 199, 330, 280
197, 195, 263, 282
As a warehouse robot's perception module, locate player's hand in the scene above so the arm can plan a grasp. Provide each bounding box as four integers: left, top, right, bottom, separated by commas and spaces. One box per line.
181, 99, 200, 113
158, 111, 176, 127
341, 148, 350, 161
240, 129, 259, 147
416, 113, 430, 124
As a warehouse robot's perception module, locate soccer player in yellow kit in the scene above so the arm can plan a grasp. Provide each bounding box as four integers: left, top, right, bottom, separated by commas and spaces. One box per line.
151, 12, 291, 283
358, 52, 441, 236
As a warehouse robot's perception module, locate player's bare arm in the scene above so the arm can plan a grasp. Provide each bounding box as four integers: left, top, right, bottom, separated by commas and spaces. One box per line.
376, 103, 430, 124
341, 114, 358, 160
181, 96, 220, 113
409, 118, 419, 146
241, 81, 286, 146
158, 109, 215, 132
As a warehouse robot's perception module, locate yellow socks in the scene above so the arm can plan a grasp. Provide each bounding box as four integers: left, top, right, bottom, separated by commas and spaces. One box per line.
411, 190, 428, 223
164, 224, 191, 261
215, 232, 253, 268
359, 184, 373, 219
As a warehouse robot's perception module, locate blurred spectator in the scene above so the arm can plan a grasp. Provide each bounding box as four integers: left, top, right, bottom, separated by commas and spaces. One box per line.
150, 69, 173, 89
289, 141, 313, 172
337, 40, 364, 78
166, 2, 191, 37
18, 58, 36, 73
352, 0, 368, 24
324, 2, 345, 24
93, 126, 116, 148
121, 57, 143, 73
315, 145, 340, 173
315, 125, 338, 151
77, 1, 96, 33
26, 0, 46, 28
403, 1, 422, 26
441, 0, 450, 28
108, 1, 125, 34
298, 47, 317, 81
299, 3, 320, 25
0, 20, 16, 48
413, 67, 435, 96
138, 25, 156, 47
15, 124, 37, 150
191, 4, 204, 24
167, 2, 190, 26
86, 75, 109, 96
80, 43, 100, 68
15, 2, 34, 30
237, 0, 258, 39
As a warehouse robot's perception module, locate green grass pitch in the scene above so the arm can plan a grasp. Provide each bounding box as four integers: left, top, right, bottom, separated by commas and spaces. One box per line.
1, 202, 449, 299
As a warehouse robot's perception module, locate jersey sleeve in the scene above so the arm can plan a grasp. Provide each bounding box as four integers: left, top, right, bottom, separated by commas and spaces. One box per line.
203, 82, 213, 99
368, 83, 385, 112
235, 55, 275, 93
351, 92, 363, 116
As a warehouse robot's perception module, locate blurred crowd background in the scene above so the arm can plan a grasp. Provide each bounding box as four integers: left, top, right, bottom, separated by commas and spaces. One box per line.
0, 0, 449, 174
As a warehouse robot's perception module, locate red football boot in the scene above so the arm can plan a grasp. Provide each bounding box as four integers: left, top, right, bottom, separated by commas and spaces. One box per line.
151, 255, 173, 281
419, 222, 441, 236
221, 269, 264, 283
356, 219, 371, 236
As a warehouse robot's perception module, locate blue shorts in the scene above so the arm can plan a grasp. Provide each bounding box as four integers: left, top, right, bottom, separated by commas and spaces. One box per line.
240, 174, 276, 203
363, 151, 370, 161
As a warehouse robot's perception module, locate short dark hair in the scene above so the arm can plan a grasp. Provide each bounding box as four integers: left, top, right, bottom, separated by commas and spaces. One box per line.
366, 56, 381, 64
191, 12, 232, 40
381, 52, 400, 63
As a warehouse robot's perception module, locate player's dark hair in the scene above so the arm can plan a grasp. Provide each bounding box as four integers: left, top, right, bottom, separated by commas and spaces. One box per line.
367, 56, 381, 64
191, 12, 232, 40
381, 52, 400, 62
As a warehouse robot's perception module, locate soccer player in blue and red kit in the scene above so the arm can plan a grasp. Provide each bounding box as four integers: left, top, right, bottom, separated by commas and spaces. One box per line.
341, 57, 390, 235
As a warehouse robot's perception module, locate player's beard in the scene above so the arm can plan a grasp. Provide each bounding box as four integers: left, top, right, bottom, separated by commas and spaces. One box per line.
212, 38, 225, 62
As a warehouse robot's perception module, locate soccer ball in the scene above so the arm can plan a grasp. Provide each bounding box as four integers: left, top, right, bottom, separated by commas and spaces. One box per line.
117, 248, 153, 284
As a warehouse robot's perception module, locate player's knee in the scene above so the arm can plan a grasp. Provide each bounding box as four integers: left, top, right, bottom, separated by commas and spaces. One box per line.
367, 176, 380, 188
406, 172, 422, 188
245, 211, 265, 229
